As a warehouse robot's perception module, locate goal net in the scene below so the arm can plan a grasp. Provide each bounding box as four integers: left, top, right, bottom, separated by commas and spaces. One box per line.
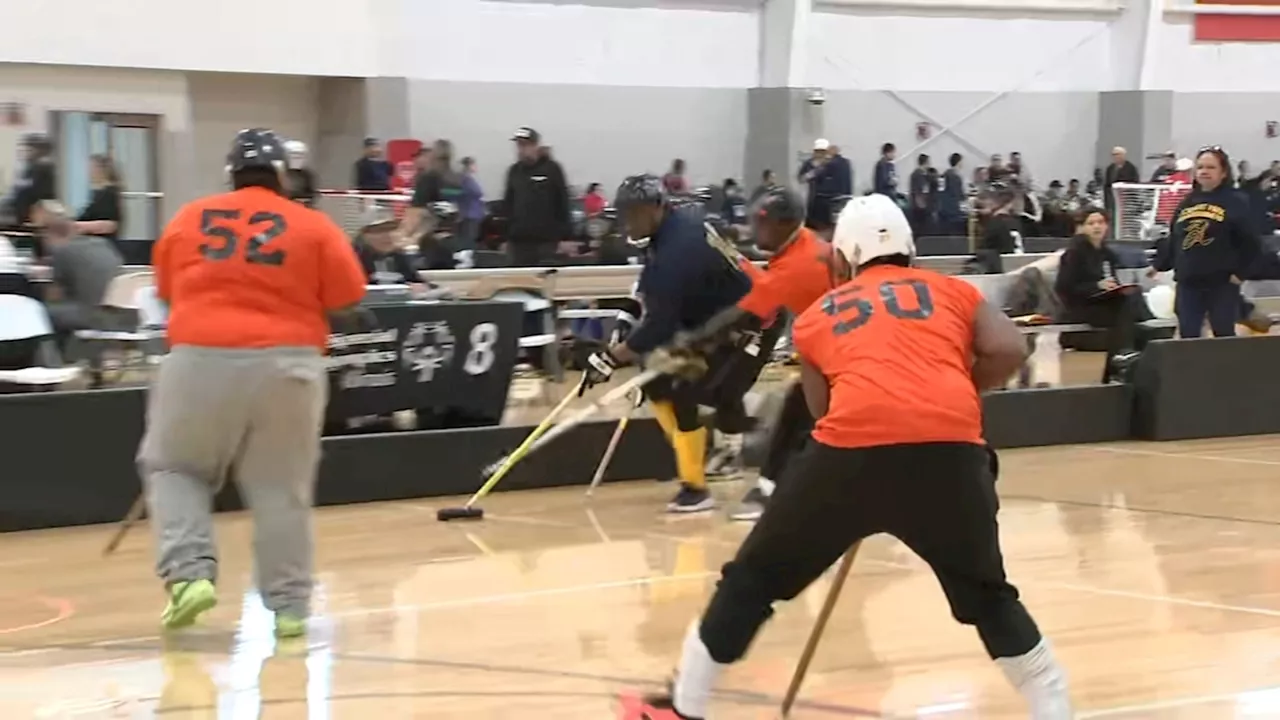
317, 190, 412, 236
1111, 182, 1191, 244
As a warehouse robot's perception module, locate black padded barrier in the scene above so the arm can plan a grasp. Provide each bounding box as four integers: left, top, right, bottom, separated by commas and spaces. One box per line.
983, 384, 1133, 448
0, 381, 1138, 533
1134, 336, 1280, 441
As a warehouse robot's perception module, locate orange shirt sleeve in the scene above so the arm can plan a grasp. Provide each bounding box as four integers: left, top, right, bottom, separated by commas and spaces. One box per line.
737, 264, 786, 319
152, 209, 185, 303
316, 216, 367, 310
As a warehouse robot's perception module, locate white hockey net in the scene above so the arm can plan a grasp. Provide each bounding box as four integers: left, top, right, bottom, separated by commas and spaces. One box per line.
1111, 182, 1192, 244
317, 190, 413, 236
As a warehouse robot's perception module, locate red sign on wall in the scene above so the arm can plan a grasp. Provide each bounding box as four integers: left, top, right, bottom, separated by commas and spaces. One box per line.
1195, 0, 1280, 42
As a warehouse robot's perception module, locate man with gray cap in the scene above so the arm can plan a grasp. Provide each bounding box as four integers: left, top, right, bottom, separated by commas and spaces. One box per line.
797, 138, 851, 232
503, 126, 571, 266
35, 200, 122, 347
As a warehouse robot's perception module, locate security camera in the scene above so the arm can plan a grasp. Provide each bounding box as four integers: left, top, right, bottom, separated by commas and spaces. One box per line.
806, 88, 826, 106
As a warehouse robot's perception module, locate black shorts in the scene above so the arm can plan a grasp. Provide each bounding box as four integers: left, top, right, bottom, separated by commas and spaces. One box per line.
643, 318, 783, 430
727, 440, 1018, 621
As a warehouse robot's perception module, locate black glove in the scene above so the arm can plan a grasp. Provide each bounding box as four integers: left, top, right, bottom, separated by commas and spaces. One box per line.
580, 350, 619, 396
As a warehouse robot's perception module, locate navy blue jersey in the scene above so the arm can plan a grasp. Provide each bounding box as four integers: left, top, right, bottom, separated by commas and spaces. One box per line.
627, 205, 751, 354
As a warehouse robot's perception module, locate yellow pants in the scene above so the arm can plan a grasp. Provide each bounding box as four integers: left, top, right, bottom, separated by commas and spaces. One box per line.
651, 401, 707, 489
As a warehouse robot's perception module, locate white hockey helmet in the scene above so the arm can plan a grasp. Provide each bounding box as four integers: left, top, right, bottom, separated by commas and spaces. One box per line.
283, 139, 308, 170
831, 193, 915, 270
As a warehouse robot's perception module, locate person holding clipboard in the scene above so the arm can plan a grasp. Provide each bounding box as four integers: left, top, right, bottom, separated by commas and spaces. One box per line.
1055, 206, 1153, 383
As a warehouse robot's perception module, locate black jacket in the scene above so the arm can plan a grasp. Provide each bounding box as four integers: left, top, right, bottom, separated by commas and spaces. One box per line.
502, 156, 570, 244
629, 205, 751, 355
1154, 184, 1260, 285
1055, 234, 1121, 306
78, 185, 122, 242
13, 158, 56, 224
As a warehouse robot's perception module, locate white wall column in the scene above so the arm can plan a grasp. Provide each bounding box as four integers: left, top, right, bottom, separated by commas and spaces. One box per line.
758, 0, 811, 89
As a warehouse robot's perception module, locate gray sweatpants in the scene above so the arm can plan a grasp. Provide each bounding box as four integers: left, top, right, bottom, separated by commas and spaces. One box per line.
137, 345, 328, 618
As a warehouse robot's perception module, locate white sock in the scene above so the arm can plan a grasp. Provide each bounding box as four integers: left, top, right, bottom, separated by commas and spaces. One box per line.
671, 622, 726, 719
756, 477, 776, 496
994, 638, 1073, 720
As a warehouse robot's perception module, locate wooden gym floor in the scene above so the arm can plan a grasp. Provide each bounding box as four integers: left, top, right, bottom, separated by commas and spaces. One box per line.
5, 437, 1280, 717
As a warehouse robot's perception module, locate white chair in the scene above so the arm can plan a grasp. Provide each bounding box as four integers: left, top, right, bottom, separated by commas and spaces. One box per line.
74, 272, 163, 385
0, 295, 81, 389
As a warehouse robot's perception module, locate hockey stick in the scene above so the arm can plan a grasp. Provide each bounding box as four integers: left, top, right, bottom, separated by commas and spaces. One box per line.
585, 392, 637, 498
438, 377, 585, 521
103, 493, 147, 557
779, 542, 861, 718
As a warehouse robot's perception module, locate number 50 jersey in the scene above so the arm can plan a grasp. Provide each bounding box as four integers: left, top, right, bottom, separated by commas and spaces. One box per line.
154, 186, 367, 351
792, 263, 985, 450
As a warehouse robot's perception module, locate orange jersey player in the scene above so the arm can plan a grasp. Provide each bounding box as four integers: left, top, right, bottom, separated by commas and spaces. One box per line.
639, 194, 1072, 720
139, 128, 366, 639
719, 187, 834, 520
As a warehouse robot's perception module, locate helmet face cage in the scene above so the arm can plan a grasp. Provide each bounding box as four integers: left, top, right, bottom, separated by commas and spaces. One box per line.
615, 174, 665, 248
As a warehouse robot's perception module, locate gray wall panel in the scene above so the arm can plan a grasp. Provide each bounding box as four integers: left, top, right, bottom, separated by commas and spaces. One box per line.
408, 80, 747, 195
824, 91, 1099, 192
1172, 92, 1280, 175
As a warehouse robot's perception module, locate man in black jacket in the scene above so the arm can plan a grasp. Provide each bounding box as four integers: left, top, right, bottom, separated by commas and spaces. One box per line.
503, 127, 571, 266
1102, 146, 1139, 218
11, 133, 56, 226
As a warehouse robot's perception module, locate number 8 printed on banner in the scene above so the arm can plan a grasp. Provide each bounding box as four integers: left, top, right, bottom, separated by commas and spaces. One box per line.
464, 322, 498, 376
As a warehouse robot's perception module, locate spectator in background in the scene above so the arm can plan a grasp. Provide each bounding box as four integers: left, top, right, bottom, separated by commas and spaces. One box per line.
76, 155, 123, 247
401, 139, 464, 248
355, 207, 422, 289
458, 156, 486, 251
38, 201, 123, 349
583, 182, 607, 216
987, 154, 1009, 183
1154, 146, 1259, 338
938, 153, 966, 235
1007, 151, 1029, 186
797, 138, 850, 232
1055, 206, 1152, 382
412, 147, 432, 182
1103, 146, 1138, 218
1150, 151, 1178, 182
504, 126, 571, 266
908, 154, 936, 236
976, 184, 1021, 274
283, 141, 317, 208
873, 142, 898, 198
721, 178, 747, 226
11, 133, 56, 226
750, 169, 778, 204
971, 166, 990, 191
662, 159, 688, 195
353, 137, 393, 191
1237, 160, 1253, 188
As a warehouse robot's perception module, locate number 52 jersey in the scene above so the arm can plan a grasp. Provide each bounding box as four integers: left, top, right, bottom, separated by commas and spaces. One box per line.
792, 264, 986, 450
153, 187, 367, 351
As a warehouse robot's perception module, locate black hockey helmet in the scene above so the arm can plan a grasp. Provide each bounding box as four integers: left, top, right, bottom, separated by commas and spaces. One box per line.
614, 174, 666, 210
752, 186, 805, 224
226, 128, 287, 174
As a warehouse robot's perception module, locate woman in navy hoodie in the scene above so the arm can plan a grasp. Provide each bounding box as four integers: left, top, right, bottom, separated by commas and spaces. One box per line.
1153, 146, 1261, 338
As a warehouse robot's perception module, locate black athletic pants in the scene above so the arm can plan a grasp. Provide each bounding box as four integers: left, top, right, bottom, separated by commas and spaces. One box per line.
644, 321, 783, 434
697, 441, 1041, 664
759, 381, 813, 482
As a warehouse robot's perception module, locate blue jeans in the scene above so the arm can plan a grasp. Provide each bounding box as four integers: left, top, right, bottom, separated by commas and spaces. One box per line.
1176, 281, 1239, 338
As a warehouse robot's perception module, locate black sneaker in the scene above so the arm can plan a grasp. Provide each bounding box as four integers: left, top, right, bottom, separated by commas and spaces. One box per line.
667, 484, 715, 514
728, 486, 768, 521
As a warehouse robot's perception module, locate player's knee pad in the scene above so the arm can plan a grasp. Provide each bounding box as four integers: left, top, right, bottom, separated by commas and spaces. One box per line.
698, 563, 776, 663
971, 597, 1041, 659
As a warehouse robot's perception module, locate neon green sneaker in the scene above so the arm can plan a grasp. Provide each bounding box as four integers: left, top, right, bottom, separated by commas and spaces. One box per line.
274, 614, 307, 639
161, 579, 217, 630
